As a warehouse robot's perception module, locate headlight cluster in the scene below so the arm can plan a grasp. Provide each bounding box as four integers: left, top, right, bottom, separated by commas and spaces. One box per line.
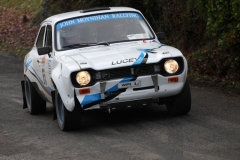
155, 59, 180, 75
73, 57, 183, 87
158, 57, 184, 76
164, 59, 179, 74
75, 70, 109, 86
76, 71, 91, 86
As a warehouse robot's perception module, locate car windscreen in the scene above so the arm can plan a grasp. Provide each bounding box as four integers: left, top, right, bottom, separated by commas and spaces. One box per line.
55, 12, 154, 50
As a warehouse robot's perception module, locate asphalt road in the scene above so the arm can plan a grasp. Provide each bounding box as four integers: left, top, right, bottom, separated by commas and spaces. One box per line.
0, 51, 240, 160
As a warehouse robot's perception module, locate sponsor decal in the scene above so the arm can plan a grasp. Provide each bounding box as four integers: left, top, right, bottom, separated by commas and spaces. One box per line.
118, 80, 141, 88
111, 52, 148, 66
138, 48, 157, 54
80, 62, 87, 65
107, 77, 133, 92
37, 56, 46, 67
163, 51, 170, 54
41, 56, 46, 64
152, 39, 158, 43
127, 34, 147, 40
143, 39, 147, 43
112, 58, 139, 65
56, 12, 142, 30
121, 82, 131, 87
137, 44, 167, 54
42, 68, 47, 85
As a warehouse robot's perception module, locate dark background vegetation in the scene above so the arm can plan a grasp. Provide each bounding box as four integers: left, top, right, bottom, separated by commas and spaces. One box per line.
0, 0, 240, 92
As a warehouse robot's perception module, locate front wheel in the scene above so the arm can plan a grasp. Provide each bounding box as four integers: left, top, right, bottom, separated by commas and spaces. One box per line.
24, 77, 46, 115
55, 90, 81, 131
166, 79, 191, 115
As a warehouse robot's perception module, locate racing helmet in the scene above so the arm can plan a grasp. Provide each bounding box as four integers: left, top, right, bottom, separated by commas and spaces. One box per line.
60, 26, 79, 46
60, 26, 79, 38
112, 19, 128, 38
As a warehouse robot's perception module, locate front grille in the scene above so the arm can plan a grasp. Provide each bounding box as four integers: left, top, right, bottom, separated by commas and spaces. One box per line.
108, 65, 155, 79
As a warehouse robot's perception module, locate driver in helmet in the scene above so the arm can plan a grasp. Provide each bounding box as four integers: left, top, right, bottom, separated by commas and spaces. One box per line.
111, 19, 128, 41
60, 26, 80, 47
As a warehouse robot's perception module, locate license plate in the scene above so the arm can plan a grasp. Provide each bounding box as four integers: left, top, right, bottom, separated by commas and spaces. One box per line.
118, 80, 141, 89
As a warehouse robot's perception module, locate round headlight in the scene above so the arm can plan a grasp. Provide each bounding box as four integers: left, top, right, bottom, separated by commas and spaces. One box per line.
76, 71, 91, 86
164, 59, 179, 74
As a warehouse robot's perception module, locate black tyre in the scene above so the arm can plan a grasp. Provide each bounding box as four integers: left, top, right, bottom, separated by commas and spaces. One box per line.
55, 90, 81, 131
166, 79, 191, 115
24, 77, 46, 115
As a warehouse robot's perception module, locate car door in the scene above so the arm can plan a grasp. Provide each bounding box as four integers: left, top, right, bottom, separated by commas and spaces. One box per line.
34, 25, 46, 88
34, 23, 54, 102
27, 24, 53, 102
42, 24, 54, 92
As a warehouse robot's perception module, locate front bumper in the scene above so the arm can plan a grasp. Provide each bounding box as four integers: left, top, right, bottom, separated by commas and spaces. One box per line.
75, 72, 187, 110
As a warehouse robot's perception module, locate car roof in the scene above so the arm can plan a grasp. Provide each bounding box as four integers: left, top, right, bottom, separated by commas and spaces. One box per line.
42, 7, 141, 25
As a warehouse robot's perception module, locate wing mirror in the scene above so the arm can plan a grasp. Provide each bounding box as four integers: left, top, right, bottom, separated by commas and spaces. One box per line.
37, 46, 52, 57
156, 32, 165, 41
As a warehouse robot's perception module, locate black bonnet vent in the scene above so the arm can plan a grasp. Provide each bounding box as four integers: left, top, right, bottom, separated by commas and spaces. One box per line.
80, 7, 110, 13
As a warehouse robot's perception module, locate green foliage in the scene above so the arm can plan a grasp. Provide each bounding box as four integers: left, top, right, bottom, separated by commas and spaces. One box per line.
188, 0, 240, 81
192, 50, 202, 59
199, 0, 240, 51
189, 49, 240, 81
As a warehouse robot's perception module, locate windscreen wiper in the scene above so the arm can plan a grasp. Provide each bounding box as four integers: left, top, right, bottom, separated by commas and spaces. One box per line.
97, 41, 109, 46
63, 42, 109, 49
62, 43, 94, 48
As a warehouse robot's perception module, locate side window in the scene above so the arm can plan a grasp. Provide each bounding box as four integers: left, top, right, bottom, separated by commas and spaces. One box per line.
45, 25, 52, 48
36, 26, 46, 48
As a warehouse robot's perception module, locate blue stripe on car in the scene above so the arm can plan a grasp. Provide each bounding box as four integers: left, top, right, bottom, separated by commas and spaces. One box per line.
132, 52, 145, 66
81, 77, 133, 106
137, 44, 166, 54
25, 58, 32, 69
81, 93, 101, 106
158, 44, 165, 48
29, 66, 53, 93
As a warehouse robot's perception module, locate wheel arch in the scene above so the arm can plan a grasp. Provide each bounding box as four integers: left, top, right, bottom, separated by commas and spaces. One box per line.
23, 74, 49, 103
51, 63, 76, 112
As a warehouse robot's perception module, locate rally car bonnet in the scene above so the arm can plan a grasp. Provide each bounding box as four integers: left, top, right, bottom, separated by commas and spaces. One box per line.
61, 42, 183, 71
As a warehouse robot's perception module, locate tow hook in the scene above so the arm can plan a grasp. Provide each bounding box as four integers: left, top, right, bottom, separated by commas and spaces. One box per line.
100, 81, 106, 99
151, 74, 158, 92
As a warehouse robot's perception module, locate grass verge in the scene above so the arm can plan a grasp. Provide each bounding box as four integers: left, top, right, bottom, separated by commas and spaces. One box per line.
0, 0, 42, 13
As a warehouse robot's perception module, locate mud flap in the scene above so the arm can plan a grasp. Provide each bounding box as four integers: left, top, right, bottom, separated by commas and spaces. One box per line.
21, 80, 27, 109
51, 91, 57, 120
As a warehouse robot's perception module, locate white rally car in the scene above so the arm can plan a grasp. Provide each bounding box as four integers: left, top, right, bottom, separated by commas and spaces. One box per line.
21, 7, 191, 131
